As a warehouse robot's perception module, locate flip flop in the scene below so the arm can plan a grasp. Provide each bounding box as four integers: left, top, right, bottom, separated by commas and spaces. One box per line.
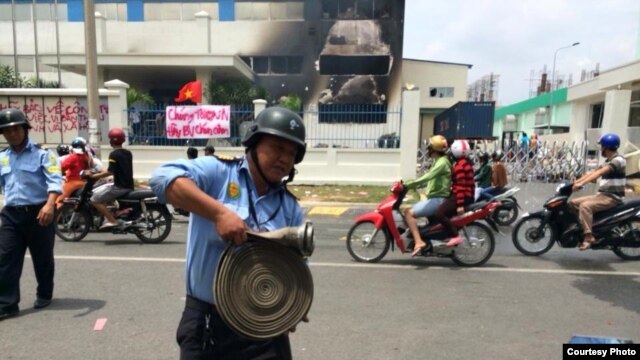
579, 238, 595, 251
411, 244, 427, 257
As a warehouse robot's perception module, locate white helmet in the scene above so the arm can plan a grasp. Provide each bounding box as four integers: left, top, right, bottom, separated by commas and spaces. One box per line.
451, 140, 470, 159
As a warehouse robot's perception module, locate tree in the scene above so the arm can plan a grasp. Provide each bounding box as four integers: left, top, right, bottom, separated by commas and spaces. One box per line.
127, 88, 154, 107
205, 77, 270, 104
278, 94, 302, 112
0, 65, 22, 88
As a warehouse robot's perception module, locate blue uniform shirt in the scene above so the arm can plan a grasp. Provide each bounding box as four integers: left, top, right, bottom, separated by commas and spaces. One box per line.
0, 139, 62, 206
150, 155, 304, 304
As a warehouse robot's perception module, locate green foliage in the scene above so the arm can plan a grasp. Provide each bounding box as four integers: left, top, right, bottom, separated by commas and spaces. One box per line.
0, 65, 23, 88
205, 77, 270, 105
0, 65, 61, 88
278, 94, 302, 112
22, 77, 60, 88
127, 88, 154, 107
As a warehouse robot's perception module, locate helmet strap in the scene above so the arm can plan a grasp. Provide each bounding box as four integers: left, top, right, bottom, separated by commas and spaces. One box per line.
250, 147, 281, 190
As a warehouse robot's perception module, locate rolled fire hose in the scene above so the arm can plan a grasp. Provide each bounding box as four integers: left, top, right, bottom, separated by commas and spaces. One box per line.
214, 221, 314, 340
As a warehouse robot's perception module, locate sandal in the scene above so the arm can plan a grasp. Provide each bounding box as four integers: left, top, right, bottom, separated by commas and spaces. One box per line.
579, 237, 595, 251
411, 244, 427, 257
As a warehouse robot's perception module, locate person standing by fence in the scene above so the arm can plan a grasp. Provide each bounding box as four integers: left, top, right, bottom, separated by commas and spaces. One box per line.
0, 109, 62, 320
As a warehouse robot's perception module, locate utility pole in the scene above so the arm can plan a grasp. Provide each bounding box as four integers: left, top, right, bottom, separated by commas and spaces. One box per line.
32, 0, 40, 85
547, 42, 580, 133
84, 0, 101, 157
54, 0, 62, 86
11, 0, 19, 86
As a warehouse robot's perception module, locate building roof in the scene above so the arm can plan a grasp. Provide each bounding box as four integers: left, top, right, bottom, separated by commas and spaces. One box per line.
403, 58, 473, 69
494, 88, 568, 119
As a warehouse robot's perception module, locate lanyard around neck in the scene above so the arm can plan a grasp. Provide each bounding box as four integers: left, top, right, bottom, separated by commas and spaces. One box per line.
243, 171, 283, 230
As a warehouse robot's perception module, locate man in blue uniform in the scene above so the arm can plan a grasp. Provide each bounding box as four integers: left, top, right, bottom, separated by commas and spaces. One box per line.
0, 109, 62, 320
150, 107, 307, 359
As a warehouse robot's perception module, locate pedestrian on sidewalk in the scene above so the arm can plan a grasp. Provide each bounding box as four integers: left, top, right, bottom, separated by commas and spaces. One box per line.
0, 109, 62, 320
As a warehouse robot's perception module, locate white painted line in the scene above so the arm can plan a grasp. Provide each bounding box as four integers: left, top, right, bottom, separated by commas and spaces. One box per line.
48, 255, 640, 277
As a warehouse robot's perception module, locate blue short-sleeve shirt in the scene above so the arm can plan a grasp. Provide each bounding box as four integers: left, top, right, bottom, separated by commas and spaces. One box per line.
0, 139, 62, 206
149, 155, 304, 304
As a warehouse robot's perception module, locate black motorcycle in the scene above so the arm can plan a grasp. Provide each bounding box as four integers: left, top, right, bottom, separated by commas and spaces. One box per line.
55, 174, 172, 244
512, 182, 640, 260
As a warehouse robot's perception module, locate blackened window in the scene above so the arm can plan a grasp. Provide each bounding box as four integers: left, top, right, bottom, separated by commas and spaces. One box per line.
590, 102, 604, 129
271, 57, 287, 74
253, 57, 269, 74
288, 56, 303, 74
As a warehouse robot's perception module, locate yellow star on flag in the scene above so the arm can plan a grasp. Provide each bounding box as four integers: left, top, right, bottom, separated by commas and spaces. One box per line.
185, 89, 192, 99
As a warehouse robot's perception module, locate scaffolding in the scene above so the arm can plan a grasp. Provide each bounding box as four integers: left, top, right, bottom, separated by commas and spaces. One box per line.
467, 73, 500, 102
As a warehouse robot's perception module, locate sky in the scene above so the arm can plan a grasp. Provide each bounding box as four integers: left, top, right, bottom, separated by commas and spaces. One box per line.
403, 0, 640, 105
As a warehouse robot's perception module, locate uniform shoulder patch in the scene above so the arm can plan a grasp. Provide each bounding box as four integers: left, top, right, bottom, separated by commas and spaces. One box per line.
214, 154, 242, 163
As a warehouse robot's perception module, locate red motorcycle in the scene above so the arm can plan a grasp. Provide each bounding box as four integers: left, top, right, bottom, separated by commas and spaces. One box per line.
346, 181, 500, 266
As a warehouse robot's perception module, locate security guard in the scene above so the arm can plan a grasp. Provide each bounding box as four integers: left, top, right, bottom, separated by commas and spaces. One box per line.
0, 109, 62, 320
150, 107, 307, 359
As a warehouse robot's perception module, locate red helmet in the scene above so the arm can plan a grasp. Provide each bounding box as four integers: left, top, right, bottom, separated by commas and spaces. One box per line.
108, 128, 126, 145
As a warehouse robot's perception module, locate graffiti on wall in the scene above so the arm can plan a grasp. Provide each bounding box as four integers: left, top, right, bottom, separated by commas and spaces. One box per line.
0, 97, 109, 144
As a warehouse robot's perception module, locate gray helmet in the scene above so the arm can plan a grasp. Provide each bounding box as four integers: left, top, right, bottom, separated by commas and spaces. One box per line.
0, 108, 31, 134
242, 107, 306, 164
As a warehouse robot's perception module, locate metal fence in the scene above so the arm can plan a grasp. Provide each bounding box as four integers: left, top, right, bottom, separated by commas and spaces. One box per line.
418, 139, 590, 183
303, 104, 402, 149
126, 104, 254, 147
126, 103, 402, 149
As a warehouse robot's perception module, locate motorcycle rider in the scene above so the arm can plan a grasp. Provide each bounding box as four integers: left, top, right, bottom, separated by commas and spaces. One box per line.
569, 133, 626, 250
434, 140, 475, 247
56, 137, 92, 208
474, 152, 492, 200
403, 135, 452, 256
86, 128, 134, 229
479, 150, 508, 200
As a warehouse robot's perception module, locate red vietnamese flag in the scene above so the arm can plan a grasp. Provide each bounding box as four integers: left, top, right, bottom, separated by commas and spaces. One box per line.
174, 81, 202, 103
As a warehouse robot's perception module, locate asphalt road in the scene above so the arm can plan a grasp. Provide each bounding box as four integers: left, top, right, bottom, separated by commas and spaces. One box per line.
1, 183, 639, 360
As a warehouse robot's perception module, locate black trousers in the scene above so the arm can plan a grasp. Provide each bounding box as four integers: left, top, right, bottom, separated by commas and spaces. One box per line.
434, 197, 474, 238
0, 204, 55, 310
177, 296, 292, 360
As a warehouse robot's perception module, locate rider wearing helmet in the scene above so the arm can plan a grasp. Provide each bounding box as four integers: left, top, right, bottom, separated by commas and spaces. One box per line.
85, 128, 134, 229
434, 140, 475, 247
149, 107, 307, 359
57, 137, 92, 208
570, 133, 626, 250
0, 109, 62, 319
403, 135, 452, 256
474, 152, 492, 191
479, 150, 508, 200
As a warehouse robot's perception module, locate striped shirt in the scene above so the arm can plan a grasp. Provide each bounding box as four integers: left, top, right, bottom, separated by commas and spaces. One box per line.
452, 158, 475, 206
598, 154, 626, 198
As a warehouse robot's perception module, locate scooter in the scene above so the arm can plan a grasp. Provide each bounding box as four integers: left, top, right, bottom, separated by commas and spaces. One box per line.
512, 182, 640, 260
55, 171, 172, 244
489, 187, 521, 226
346, 181, 500, 266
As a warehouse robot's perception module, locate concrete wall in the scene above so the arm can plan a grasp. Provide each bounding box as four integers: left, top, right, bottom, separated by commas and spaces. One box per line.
401, 60, 469, 109
116, 145, 403, 185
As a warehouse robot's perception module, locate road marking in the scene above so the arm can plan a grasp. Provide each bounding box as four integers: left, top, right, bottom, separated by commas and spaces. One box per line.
307, 207, 349, 216
49, 255, 640, 276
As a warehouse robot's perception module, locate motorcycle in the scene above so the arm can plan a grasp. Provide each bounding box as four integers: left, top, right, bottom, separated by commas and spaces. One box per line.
55, 172, 172, 244
512, 182, 640, 260
346, 181, 500, 266
488, 186, 521, 226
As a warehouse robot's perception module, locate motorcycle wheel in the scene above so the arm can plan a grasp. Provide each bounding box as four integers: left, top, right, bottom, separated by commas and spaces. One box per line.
492, 200, 519, 226
451, 222, 495, 267
134, 205, 172, 244
512, 214, 556, 256
346, 221, 390, 263
612, 222, 640, 260
612, 247, 640, 260
55, 205, 91, 242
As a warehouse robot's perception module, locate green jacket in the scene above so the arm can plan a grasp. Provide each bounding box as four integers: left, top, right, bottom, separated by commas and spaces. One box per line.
475, 163, 492, 188
405, 156, 451, 198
